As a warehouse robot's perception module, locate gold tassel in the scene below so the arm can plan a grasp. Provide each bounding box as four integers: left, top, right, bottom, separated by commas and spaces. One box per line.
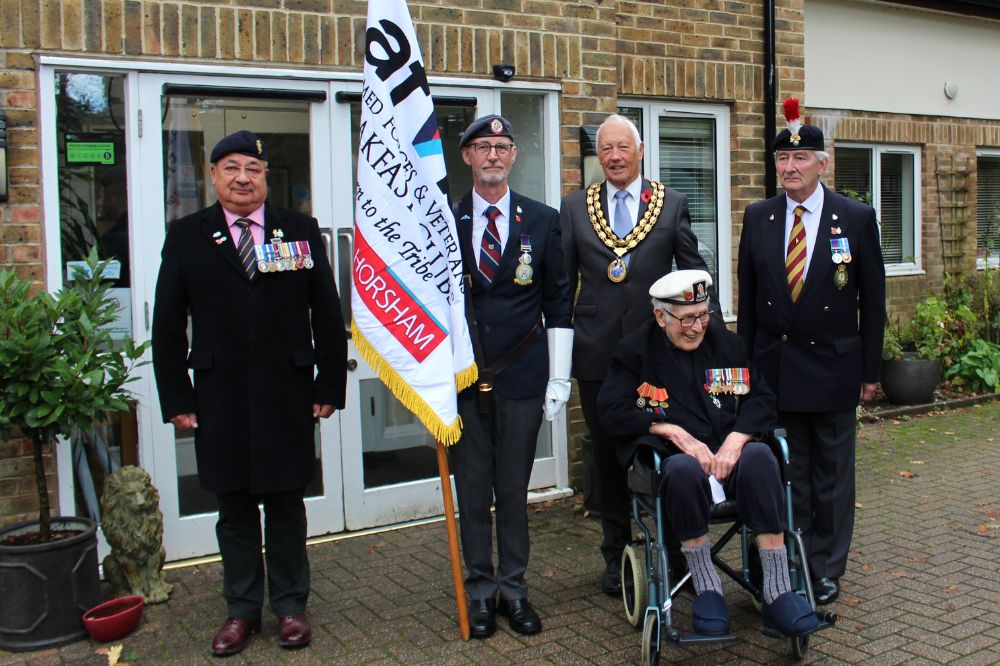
351, 320, 466, 446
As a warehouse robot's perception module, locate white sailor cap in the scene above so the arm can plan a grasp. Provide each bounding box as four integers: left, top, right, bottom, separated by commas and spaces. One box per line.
649, 269, 713, 305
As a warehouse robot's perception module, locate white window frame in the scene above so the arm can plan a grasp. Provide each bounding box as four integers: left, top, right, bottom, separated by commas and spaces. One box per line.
618, 100, 733, 319
976, 148, 1000, 270
834, 142, 922, 277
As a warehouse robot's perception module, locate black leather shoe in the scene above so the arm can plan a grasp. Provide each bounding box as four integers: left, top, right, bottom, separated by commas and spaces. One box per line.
602, 558, 622, 595
468, 598, 496, 639
813, 577, 839, 605
498, 598, 542, 635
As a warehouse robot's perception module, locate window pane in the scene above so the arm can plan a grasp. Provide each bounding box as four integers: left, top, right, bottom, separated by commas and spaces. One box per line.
880, 152, 914, 264
658, 117, 718, 281
978, 156, 1000, 261
502, 92, 545, 202
834, 147, 872, 204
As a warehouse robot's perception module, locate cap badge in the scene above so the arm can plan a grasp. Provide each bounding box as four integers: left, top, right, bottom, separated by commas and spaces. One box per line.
490, 119, 503, 134
256, 140, 263, 155
790, 133, 801, 146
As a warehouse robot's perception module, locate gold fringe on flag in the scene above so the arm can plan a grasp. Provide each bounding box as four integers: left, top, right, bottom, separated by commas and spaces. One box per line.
351, 319, 477, 446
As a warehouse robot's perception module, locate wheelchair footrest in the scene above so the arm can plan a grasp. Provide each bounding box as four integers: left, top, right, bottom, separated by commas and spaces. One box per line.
673, 631, 738, 646
760, 611, 837, 640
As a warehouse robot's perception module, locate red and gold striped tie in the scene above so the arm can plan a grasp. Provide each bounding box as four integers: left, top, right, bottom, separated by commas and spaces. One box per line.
785, 205, 806, 302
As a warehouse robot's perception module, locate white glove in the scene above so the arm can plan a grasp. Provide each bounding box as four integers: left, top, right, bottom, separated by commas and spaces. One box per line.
543, 327, 574, 421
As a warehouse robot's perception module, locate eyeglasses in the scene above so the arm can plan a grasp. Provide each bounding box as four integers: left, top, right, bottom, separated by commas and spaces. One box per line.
220, 164, 265, 178
663, 309, 714, 328
468, 141, 514, 157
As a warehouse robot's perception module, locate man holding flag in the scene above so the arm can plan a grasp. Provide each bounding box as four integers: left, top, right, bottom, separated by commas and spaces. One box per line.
450, 115, 573, 638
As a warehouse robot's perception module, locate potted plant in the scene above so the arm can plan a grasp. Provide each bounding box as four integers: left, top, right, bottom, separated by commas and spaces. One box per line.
0, 251, 148, 651
881, 296, 976, 405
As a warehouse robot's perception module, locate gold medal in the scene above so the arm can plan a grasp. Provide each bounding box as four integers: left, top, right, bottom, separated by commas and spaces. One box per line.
608, 257, 627, 282
514, 263, 533, 285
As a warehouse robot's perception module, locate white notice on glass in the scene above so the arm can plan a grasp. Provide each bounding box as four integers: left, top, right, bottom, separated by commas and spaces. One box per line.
708, 475, 726, 504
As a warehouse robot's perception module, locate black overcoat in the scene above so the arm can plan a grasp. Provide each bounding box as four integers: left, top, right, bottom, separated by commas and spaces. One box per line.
152, 202, 347, 493
598, 318, 776, 468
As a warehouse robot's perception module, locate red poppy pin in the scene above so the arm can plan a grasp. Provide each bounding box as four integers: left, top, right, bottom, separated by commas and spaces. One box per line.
641, 189, 652, 203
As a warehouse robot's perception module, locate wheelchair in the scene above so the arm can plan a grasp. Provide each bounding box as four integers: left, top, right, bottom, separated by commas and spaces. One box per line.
619, 429, 836, 665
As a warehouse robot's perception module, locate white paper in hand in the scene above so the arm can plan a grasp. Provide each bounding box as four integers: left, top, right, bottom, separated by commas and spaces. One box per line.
708, 475, 726, 504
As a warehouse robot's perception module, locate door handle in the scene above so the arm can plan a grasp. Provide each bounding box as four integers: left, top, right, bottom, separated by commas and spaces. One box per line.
347, 358, 358, 371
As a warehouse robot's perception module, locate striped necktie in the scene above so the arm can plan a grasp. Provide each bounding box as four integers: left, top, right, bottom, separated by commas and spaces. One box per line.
785, 205, 806, 302
479, 205, 502, 285
234, 218, 258, 279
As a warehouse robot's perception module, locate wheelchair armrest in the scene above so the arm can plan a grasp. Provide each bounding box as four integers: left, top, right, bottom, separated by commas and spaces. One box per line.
766, 427, 791, 465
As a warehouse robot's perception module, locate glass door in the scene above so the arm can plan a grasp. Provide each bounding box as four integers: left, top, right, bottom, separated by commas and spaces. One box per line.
331, 85, 564, 530
134, 73, 343, 560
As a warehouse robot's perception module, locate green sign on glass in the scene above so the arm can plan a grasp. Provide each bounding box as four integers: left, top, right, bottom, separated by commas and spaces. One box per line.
67, 142, 115, 165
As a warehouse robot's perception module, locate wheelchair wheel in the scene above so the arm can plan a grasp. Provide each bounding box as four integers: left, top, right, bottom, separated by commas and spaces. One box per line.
792, 634, 810, 659
747, 541, 763, 612
622, 544, 648, 628
641, 612, 661, 666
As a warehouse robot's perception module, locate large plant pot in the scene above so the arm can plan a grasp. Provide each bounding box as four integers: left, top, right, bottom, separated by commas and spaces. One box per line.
0, 517, 101, 652
881, 354, 942, 405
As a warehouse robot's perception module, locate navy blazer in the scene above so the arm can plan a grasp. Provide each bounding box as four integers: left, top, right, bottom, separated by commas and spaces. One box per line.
152, 201, 347, 493
457, 190, 572, 400
737, 186, 886, 412
598, 318, 776, 468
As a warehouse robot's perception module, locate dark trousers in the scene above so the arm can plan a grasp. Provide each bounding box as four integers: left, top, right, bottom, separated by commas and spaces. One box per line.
780, 409, 857, 580
450, 393, 543, 601
659, 441, 786, 541
578, 380, 631, 564
215, 488, 309, 620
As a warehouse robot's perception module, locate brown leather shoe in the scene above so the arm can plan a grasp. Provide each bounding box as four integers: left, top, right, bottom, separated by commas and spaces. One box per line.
278, 613, 312, 648
211, 617, 261, 656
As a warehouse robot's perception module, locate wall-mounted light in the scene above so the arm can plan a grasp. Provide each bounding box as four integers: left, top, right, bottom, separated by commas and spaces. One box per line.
492, 63, 515, 83
0, 109, 7, 203
944, 81, 959, 99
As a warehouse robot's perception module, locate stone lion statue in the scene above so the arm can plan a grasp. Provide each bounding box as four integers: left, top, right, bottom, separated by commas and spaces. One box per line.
100, 466, 174, 603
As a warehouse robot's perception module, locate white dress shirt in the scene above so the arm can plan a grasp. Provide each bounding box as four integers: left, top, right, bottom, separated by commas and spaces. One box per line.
784, 185, 825, 277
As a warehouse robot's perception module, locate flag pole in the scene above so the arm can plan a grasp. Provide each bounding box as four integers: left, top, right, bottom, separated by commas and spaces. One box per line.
435, 440, 470, 641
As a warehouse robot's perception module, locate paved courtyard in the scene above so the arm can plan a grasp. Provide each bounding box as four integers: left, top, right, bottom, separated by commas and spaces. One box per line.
2, 402, 998, 665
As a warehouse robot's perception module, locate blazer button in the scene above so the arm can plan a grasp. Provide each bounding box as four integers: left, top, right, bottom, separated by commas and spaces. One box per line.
810, 340, 816, 345
781, 334, 788, 341
484, 325, 491, 333
823, 306, 830, 311
766, 300, 772, 306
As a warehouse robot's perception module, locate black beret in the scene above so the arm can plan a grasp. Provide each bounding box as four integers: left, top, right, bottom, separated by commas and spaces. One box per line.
771, 124, 824, 152
458, 115, 514, 148
210, 130, 267, 163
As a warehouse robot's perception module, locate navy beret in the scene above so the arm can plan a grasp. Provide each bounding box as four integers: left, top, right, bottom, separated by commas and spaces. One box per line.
772, 124, 824, 152
458, 115, 514, 148
210, 130, 267, 163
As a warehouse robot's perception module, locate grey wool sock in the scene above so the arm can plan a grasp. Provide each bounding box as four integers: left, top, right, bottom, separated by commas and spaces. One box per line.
760, 546, 792, 604
681, 540, 723, 596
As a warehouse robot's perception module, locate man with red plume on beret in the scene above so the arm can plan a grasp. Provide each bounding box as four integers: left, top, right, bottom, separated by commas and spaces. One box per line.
737, 99, 886, 606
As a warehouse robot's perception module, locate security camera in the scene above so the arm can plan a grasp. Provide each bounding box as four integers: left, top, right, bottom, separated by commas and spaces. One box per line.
492, 64, 515, 83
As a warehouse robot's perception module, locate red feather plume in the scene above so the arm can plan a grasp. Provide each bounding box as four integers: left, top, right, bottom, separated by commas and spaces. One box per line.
782, 98, 800, 123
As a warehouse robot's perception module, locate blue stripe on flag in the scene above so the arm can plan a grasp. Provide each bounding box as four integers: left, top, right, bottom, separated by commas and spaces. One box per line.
384, 264, 449, 334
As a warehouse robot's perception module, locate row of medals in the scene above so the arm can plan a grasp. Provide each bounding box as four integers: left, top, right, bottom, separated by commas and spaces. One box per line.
831, 236, 851, 289
254, 240, 314, 273
585, 181, 665, 283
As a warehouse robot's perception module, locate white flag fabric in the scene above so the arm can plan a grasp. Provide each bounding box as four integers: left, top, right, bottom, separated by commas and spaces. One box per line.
352, 0, 476, 446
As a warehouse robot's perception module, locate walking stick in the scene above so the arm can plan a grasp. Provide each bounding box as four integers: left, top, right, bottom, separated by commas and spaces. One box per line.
436, 440, 471, 641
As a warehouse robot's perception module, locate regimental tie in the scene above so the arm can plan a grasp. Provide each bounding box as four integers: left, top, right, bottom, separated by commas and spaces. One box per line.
479, 205, 502, 285
785, 205, 807, 302
234, 218, 258, 280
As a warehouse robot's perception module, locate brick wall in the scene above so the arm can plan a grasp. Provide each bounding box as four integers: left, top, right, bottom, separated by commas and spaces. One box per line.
1, 0, 995, 520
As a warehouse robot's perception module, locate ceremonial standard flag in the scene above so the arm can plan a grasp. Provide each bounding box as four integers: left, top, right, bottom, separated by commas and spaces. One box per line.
352, 0, 476, 445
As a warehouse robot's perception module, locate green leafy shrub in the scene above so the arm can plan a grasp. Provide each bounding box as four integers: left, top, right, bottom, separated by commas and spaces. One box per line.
898, 296, 977, 368
0, 251, 148, 541
945, 339, 1000, 393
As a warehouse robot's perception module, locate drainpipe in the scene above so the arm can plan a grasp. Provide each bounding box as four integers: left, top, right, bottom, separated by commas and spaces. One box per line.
764, 0, 777, 197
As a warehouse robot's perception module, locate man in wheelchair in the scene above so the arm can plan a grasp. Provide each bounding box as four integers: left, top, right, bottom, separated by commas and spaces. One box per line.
597, 269, 819, 639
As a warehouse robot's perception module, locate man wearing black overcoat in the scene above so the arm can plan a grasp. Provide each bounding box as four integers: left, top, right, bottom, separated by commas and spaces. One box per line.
152, 130, 346, 656
560, 113, 720, 595
451, 115, 572, 639
737, 103, 885, 605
